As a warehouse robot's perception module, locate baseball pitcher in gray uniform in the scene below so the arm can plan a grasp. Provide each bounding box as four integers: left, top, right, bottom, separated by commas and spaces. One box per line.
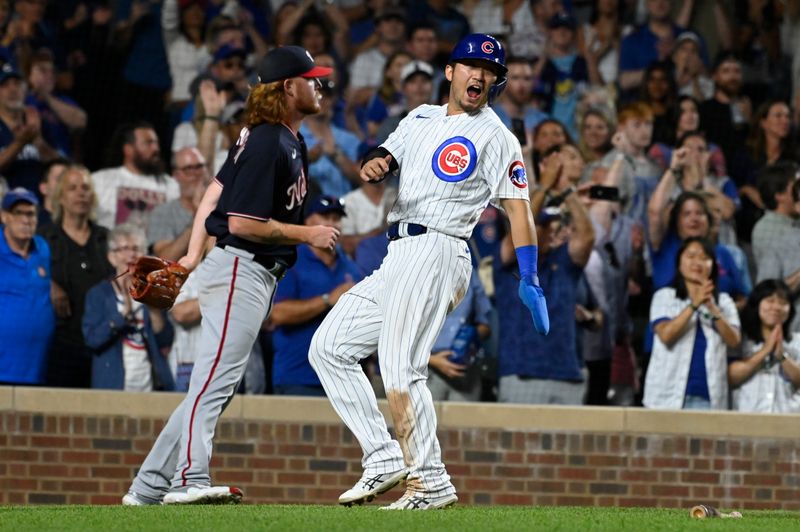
309, 34, 550, 510
122, 46, 339, 506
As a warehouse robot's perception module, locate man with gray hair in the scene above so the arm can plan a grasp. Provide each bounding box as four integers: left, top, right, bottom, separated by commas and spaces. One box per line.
147, 147, 210, 260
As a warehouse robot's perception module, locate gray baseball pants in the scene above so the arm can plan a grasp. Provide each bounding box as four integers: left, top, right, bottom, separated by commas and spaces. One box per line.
130, 246, 277, 497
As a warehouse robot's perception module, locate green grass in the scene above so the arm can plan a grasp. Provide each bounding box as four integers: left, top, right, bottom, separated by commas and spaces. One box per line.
0, 505, 795, 532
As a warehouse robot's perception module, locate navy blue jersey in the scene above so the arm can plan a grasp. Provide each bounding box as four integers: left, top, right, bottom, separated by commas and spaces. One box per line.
207, 122, 309, 266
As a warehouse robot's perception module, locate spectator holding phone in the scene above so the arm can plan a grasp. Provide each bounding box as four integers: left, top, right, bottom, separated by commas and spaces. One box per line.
644, 237, 740, 410
729, 279, 800, 413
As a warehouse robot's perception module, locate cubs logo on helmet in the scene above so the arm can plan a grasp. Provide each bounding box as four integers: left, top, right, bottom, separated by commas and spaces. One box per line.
508, 160, 528, 189
481, 41, 494, 54
431, 136, 477, 182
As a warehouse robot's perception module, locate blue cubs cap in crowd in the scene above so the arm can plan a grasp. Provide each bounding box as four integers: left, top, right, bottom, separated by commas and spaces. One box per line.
537, 206, 562, 225
212, 44, 247, 64
0, 63, 22, 84
2, 187, 39, 210
257, 46, 333, 84
304, 195, 347, 219
548, 11, 577, 30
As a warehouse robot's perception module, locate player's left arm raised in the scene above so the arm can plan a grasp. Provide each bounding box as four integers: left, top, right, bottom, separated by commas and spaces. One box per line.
501, 197, 549, 335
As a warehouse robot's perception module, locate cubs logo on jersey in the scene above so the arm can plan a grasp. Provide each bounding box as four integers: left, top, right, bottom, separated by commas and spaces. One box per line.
431, 136, 477, 182
508, 160, 527, 189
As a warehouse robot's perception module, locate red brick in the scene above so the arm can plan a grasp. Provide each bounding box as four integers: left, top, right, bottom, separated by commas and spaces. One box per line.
10, 435, 28, 446
713, 486, 752, 499
619, 497, 656, 507
527, 481, 566, 494
277, 473, 316, 485
0, 449, 39, 461
90, 467, 130, 479
713, 458, 752, 471
288, 459, 306, 469
630, 457, 648, 467
681, 471, 719, 484
62, 481, 100, 493
495, 466, 533, 478
528, 454, 564, 465
621, 470, 658, 482
447, 464, 471, 476
555, 496, 594, 506
30, 464, 70, 477
651, 457, 690, 468
61, 451, 100, 463
30, 436, 70, 448
495, 493, 534, 505
216, 470, 254, 483
691, 486, 710, 498
651, 485, 690, 497
3, 478, 38, 490
568, 483, 586, 494
693, 459, 711, 470
67, 494, 89, 504
465, 478, 503, 491
745, 474, 781, 486
596, 496, 616, 507
587, 455, 627, 467
775, 489, 799, 501
249, 457, 285, 469
278, 444, 317, 457
558, 468, 597, 480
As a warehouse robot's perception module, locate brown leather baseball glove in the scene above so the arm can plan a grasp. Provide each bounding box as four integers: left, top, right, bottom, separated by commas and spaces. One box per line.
128, 256, 189, 310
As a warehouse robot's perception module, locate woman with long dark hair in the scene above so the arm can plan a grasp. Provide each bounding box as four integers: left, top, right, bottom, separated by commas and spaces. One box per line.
644, 237, 741, 410
730, 279, 800, 413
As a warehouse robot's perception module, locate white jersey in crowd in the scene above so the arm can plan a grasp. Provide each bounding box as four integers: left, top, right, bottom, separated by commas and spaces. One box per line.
382, 103, 529, 239
92, 166, 180, 231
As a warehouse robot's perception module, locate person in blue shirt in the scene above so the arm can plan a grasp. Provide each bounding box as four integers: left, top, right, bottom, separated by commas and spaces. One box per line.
301, 83, 362, 198
24, 49, 87, 157
495, 185, 595, 405
269, 195, 363, 396
535, 12, 590, 139
0, 188, 54, 385
618, 0, 706, 98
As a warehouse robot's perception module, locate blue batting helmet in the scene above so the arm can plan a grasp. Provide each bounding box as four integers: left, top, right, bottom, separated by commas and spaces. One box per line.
448, 33, 507, 102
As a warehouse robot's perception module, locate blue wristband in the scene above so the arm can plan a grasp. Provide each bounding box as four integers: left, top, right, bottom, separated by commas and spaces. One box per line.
515, 245, 538, 284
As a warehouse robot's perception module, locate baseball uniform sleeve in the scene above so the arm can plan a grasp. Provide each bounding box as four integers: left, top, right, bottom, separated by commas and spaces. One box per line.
381, 106, 428, 166
489, 128, 530, 202
223, 128, 282, 221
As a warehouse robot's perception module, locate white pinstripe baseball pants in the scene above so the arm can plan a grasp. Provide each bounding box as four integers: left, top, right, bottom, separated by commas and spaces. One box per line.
310, 232, 471, 497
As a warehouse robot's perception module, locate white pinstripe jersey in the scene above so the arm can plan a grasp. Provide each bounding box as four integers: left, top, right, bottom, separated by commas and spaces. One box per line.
382, 104, 530, 239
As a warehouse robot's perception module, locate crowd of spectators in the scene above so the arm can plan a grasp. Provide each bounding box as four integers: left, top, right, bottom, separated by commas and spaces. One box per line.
3, 0, 800, 414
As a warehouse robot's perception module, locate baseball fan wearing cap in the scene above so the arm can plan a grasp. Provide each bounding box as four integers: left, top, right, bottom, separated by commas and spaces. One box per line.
269, 195, 363, 396
124, 46, 336, 506
309, 34, 549, 510
0, 188, 55, 386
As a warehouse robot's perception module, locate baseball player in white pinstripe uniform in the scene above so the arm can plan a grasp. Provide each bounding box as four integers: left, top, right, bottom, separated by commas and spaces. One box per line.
309, 34, 550, 510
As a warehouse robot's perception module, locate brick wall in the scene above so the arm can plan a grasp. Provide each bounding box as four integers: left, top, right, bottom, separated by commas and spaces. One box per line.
1, 388, 799, 508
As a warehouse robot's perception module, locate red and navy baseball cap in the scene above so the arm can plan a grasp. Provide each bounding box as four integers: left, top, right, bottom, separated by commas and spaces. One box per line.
257, 46, 333, 84
2, 187, 39, 211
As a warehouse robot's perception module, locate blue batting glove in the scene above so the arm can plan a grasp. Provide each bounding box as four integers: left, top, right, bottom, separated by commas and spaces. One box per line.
518, 277, 549, 335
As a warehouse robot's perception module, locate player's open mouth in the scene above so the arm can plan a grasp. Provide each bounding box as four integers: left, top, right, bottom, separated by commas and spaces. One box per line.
467, 84, 482, 99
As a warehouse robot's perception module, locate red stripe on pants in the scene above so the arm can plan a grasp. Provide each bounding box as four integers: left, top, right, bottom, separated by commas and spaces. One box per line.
180, 257, 239, 486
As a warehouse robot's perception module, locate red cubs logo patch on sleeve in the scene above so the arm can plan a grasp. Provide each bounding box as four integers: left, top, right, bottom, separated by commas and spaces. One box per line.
508, 160, 528, 189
